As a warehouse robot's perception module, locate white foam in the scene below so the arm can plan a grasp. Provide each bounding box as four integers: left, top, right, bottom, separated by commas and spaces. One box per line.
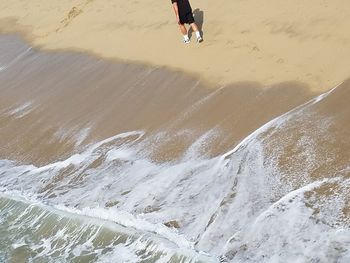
5, 101, 34, 118
222, 176, 350, 262
0, 192, 218, 263
182, 127, 221, 160
54, 204, 194, 250
32, 130, 145, 172
74, 127, 91, 146
221, 81, 344, 161
0, 83, 348, 262
312, 81, 343, 104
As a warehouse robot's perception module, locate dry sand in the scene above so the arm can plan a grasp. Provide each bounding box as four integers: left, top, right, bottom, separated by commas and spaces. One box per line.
1, 0, 350, 91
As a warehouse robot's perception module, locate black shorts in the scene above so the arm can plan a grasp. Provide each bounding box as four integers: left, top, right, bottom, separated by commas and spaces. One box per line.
179, 11, 195, 25
172, 0, 194, 24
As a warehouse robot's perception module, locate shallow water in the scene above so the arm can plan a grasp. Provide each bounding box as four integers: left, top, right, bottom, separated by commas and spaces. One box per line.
0, 35, 349, 262
0, 195, 215, 263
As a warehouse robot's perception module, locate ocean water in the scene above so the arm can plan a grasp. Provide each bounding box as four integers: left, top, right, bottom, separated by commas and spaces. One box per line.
0, 35, 349, 262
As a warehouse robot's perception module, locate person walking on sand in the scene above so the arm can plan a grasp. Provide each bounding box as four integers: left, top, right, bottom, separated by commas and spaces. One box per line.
171, 0, 203, 44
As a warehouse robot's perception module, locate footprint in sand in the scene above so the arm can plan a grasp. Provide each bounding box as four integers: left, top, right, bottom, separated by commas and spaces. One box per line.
56, 0, 95, 32
61, 7, 83, 27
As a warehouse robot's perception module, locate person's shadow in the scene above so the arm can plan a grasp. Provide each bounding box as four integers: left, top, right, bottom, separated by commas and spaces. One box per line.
189, 8, 204, 40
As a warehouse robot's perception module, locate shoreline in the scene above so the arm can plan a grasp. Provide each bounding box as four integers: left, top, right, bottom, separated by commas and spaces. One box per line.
1, 0, 350, 92
0, 35, 317, 166
0, 28, 344, 95
0, 25, 210, 89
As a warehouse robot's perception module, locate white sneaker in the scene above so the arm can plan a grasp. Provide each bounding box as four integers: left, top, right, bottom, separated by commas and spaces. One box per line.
183, 39, 191, 44
196, 36, 203, 43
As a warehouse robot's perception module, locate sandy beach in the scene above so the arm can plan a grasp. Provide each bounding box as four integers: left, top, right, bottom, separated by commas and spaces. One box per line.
0, 1, 350, 262
0, 35, 349, 260
1, 0, 350, 91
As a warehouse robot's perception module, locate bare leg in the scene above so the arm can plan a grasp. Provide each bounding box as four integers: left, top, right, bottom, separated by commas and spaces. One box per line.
190, 22, 199, 32
179, 24, 188, 35
190, 22, 202, 42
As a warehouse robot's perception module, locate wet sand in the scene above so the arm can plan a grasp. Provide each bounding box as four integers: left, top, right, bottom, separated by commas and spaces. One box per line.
0, 35, 349, 262
0, 35, 316, 165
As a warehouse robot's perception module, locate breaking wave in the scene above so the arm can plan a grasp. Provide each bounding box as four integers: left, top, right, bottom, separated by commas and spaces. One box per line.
0, 35, 349, 262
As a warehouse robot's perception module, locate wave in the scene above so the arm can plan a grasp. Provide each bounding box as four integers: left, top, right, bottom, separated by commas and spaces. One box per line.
0, 194, 215, 263
0, 35, 349, 262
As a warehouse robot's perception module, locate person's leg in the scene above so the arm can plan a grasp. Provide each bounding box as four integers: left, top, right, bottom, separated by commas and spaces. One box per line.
179, 24, 190, 43
190, 22, 199, 32
190, 22, 203, 42
179, 24, 188, 35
